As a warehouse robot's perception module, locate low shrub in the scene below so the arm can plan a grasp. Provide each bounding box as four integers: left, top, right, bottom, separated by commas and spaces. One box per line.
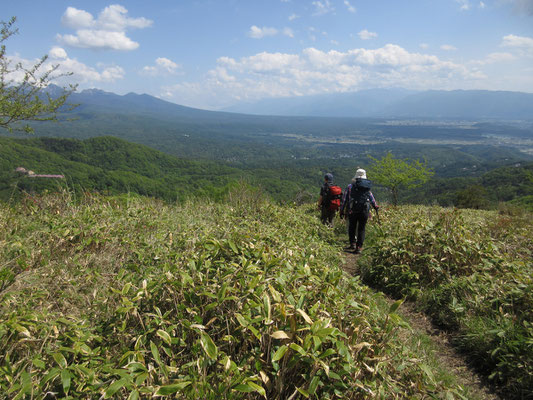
0, 193, 466, 399
360, 205, 533, 398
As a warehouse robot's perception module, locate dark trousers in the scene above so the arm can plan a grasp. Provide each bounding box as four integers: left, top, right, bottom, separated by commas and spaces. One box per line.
321, 207, 336, 225
348, 212, 368, 247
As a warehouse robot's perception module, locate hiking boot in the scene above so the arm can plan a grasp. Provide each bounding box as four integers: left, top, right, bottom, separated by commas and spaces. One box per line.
354, 246, 362, 254
344, 244, 356, 251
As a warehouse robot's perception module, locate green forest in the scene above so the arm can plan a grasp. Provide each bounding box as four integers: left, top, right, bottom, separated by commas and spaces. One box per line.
1, 135, 532, 210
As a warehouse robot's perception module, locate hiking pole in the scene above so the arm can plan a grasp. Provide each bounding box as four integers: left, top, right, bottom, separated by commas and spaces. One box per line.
375, 207, 381, 225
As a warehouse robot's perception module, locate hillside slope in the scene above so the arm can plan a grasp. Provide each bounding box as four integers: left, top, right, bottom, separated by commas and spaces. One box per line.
0, 136, 242, 202
0, 192, 478, 399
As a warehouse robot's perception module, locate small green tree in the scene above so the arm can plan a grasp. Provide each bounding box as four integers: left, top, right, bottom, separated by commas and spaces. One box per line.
1, 17, 76, 133
368, 153, 434, 205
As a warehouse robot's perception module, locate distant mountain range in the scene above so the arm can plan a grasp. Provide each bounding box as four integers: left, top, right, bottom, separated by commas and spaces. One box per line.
223, 89, 533, 120
50, 86, 533, 121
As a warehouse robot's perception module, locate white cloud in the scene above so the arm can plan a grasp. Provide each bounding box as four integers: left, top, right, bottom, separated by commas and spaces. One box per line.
470, 52, 516, 65
502, 34, 533, 55
289, 14, 299, 21
479, 1, 486, 8
57, 5, 152, 51
420, 43, 430, 49
248, 25, 294, 39
441, 44, 458, 51
49, 46, 68, 60
358, 30, 377, 40
100, 65, 126, 81
142, 57, 181, 76
486, 52, 516, 63
283, 28, 295, 38
61, 7, 94, 29
312, 0, 335, 15
7, 49, 124, 86
456, 0, 471, 10
58, 30, 140, 50
344, 0, 357, 13
96, 4, 152, 30
248, 25, 278, 39
161, 44, 484, 109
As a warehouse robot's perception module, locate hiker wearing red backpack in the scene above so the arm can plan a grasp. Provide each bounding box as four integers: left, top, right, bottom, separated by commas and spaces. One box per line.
339, 168, 379, 253
317, 173, 342, 226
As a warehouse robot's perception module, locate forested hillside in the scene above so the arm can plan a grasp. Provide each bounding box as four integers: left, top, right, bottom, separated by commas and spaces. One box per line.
0, 136, 242, 202
1, 136, 532, 209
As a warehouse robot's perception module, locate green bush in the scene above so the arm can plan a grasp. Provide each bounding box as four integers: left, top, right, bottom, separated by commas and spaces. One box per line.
360, 205, 533, 398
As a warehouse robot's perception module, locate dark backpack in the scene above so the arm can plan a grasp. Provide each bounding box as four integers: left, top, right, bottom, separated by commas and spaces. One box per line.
326, 185, 342, 211
349, 179, 372, 213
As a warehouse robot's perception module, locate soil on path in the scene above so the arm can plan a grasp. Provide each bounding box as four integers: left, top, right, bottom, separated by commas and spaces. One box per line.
342, 251, 500, 400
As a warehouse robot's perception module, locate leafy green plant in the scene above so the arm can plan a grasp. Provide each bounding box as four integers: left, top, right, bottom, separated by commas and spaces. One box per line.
360, 204, 533, 398
0, 191, 468, 398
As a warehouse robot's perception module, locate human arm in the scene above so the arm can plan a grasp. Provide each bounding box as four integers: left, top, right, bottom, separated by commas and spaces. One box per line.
369, 192, 379, 210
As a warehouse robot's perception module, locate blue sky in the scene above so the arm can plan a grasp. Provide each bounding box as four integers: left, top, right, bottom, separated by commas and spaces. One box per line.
3, 0, 533, 110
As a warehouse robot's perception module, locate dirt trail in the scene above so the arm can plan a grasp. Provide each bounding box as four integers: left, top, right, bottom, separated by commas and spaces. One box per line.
342, 252, 500, 400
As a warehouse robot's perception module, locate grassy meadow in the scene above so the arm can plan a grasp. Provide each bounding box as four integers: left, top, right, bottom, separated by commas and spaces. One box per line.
0, 189, 531, 399
0, 189, 481, 399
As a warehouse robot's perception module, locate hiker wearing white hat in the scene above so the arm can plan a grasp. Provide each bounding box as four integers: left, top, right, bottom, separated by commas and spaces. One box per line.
339, 168, 379, 253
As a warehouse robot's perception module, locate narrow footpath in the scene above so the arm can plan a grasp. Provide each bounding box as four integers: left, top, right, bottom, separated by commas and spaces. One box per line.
342, 252, 500, 400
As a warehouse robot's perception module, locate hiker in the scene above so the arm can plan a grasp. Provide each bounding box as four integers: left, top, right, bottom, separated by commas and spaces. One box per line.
339, 168, 379, 253
317, 173, 342, 225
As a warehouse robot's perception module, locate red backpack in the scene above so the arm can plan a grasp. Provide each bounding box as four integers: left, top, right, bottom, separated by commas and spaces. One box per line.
327, 185, 342, 211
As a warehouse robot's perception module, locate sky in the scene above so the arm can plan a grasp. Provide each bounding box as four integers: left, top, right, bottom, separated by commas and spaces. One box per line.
3, 0, 533, 110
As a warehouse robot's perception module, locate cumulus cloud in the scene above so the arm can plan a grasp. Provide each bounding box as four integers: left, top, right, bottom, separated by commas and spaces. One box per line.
485, 52, 516, 63
49, 46, 68, 59
57, 5, 152, 51
502, 34, 533, 55
248, 25, 278, 39
6, 48, 125, 86
312, 0, 335, 15
358, 29, 377, 40
441, 44, 458, 51
61, 7, 94, 29
283, 28, 295, 38
470, 52, 516, 65
248, 25, 294, 39
289, 14, 299, 21
344, 0, 357, 13
456, 0, 471, 10
161, 44, 484, 109
142, 57, 181, 76
59, 30, 140, 50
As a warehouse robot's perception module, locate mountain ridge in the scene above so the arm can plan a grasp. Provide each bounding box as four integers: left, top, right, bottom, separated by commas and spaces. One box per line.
223, 88, 533, 119
51, 85, 533, 120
